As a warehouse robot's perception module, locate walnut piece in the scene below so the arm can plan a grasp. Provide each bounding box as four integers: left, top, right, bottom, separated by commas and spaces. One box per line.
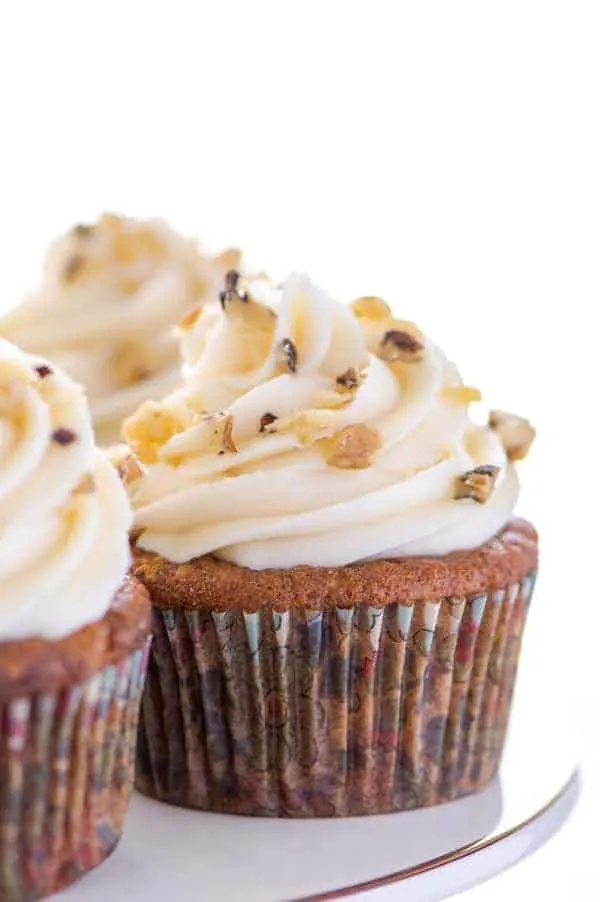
335, 367, 362, 393
179, 305, 202, 332
350, 296, 393, 320
441, 386, 482, 405
123, 402, 184, 464
62, 254, 86, 283
379, 329, 424, 363
323, 424, 381, 470
489, 410, 536, 461
455, 465, 500, 503
279, 338, 298, 373
259, 412, 278, 433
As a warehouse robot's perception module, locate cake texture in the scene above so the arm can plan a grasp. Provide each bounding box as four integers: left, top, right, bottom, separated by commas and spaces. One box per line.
125, 272, 538, 817
0, 339, 151, 898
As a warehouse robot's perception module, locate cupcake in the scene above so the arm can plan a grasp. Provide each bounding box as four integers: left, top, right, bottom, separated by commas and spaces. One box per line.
125, 272, 537, 817
0, 339, 151, 899
0, 213, 239, 444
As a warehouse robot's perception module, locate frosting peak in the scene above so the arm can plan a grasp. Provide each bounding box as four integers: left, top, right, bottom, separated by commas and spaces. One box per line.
127, 273, 530, 570
0, 214, 239, 444
0, 339, 132, 640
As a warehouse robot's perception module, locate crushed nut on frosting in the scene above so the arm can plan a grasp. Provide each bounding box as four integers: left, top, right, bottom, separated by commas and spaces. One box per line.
335, 367, 363, 393
279, 338, 298, 374
178, 305, 202, 332
379, 329, 424, 364
107, 445, 144, 485
489, 410, 536, 461
455, 465, 500, 503
52, 427, 78, 446
72, 223, 94, 239
441, 386, 482, 405
350, 296, 393, 320
322, 424, 381, 470
219, 269, 247, 309
123, 401, 184, 464
259, 412, 278, 433
34, 364, 53, 379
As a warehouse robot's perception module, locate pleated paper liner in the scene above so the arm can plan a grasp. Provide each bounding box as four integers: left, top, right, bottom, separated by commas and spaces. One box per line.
0, 643, 150, 902
136, 574, 535, 817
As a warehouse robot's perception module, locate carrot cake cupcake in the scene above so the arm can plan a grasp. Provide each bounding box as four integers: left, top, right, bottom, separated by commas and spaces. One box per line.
125, 272, 537, 817
0, 338, 151, 898
0, 214, 239, 443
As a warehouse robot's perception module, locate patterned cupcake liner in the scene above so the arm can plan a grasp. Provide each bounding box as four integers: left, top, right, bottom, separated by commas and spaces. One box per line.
0, 643, 150, 902
136, 575, 535, 817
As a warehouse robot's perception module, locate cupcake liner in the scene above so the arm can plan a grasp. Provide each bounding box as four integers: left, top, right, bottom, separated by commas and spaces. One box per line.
136, 575, 535, 817
0, 643, 150, 902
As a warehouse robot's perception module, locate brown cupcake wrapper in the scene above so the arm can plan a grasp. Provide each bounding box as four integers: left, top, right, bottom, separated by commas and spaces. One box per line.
0, 642, 150, 902
136, 574, 535, 817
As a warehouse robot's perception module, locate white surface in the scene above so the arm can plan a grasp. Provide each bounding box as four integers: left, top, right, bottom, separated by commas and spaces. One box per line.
1, 1, 598, 897
55, 620, 577, 902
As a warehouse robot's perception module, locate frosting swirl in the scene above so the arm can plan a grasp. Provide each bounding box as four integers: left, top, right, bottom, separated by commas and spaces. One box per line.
127, 273, 522, 570
0, 214, 239, 444
0, 339, 132, 640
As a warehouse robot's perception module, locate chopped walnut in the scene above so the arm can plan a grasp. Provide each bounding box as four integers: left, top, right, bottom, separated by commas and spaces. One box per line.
34, 364, 53, 379
279, 338, 298, 373
335, 367, 362, 393
178, 305, 202, 332
455, 465, 500, 503
221, 415, 237, 453
442, 386, 482, 405
123, 402, 184, 464
52, 428, 77, 446
489, 410, 536, 461
219, 269, 246, 308
107, 446, 144, 485
274, 410, 337, 446
379, 329, 424, 363
323, 424, 381, 469
259, 412, 278, 433
350, 296, 393, 320
72, 223, 94, 239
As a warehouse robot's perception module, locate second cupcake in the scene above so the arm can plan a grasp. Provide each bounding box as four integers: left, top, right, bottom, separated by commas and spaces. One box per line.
0, 339, 151, 899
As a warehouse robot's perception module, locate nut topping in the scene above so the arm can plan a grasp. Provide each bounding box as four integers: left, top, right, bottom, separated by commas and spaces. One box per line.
335, 367, 362, 393
323, 424, 381, 470
179, 305, 202, 332
455, 465, 500, 503
219, 269, 247, 309
489, 410, 536, 461
259, 412, 278, 433
123, 402, 184, 464
350, 296, 393, 320
279, 338, 298, 374
52, 428, 77, 447
379, 329, 424, 363
442, 386, 482, 405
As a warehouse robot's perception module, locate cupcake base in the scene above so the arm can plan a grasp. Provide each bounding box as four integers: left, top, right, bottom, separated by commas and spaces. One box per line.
134, 522, 537, 817
0, 579, 150, 901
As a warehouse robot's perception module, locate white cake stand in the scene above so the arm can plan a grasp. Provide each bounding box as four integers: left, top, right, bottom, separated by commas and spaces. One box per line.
57, 629, 579, 902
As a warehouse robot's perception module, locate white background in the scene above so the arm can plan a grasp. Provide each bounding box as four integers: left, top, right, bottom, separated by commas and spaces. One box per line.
1, 2, 598, 898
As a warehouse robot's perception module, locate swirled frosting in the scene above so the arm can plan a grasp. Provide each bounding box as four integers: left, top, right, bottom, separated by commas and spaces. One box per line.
126, 273, 526, 570
0, 214, 239, 444
0, 338, 132, 640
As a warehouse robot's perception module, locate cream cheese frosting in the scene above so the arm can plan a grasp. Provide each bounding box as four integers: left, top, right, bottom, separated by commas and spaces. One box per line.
0, 214, 239, 445
0, 338, 132, 640
125, 273, 530, 570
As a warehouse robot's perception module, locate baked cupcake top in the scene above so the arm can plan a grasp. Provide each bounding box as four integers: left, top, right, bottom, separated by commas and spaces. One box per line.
0, 214, 239, 444
125, 272, 535, 570
0, 338, 132, 640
